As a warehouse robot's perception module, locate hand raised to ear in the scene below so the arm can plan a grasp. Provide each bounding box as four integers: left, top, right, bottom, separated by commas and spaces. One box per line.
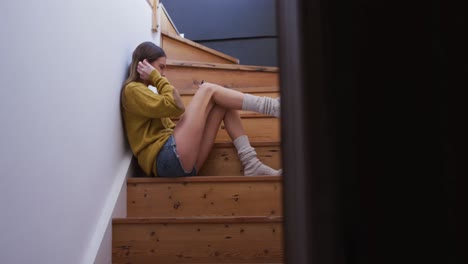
137, 59, 155, 81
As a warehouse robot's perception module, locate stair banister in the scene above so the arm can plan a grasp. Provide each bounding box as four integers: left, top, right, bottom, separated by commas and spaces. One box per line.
147, 1, 181, 47
160, 3, 181, 35
146, 0, 162, 46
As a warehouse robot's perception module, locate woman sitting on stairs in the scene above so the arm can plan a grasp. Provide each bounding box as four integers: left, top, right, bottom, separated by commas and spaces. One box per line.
121, 41, 281, 177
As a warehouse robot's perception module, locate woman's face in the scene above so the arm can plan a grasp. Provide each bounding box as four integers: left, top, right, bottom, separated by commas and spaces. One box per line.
150, 56, 167, 76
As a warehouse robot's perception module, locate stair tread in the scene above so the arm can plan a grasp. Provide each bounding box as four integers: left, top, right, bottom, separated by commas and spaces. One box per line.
160, 4, 180, 35
113, 216, 283, 224
128, 175, 282, 184
165, 61, 278, 90
172, 113, 277, 120
211, 141, 280, 148
167, 59, 278, 72
162, 30, 239, 64
178, 86, 280, 95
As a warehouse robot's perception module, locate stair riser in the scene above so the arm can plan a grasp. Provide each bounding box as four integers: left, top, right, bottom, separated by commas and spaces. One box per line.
180, 91, 280, 116
173, 117, 280, 143
165, 67, 279, 90
113, 222, 283, 263
220, 117, 280, 143
127, 180, 282, 217
163, 35, 236, 64
199, 144, 281, 176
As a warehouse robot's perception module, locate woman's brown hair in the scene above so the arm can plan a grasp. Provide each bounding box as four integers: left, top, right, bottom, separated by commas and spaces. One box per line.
121, 42, 166, 108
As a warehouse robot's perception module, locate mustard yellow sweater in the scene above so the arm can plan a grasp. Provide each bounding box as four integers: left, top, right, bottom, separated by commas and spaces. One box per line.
122, 70, 185, 176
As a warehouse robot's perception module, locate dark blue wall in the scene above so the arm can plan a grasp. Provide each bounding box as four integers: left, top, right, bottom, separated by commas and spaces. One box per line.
162, 0, 278, 66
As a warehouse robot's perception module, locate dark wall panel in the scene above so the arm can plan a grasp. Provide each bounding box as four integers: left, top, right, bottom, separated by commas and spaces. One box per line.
162, 0, 278, 66
199, 38, 278, 66
162, 0, 277, 40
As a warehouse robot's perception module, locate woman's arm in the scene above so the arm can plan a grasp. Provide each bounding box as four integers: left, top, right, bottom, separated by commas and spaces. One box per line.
123, 81, 185, 118
171, 87, 185, 111
137, 60, 185, 113
122, 60, 185, 118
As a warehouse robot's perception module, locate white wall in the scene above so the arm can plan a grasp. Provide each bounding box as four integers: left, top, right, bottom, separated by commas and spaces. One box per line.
0, 1, 156, 263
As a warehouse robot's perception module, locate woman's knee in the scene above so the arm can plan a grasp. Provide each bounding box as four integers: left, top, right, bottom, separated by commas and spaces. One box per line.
225, 108, 238, 115
198, 83, 216, 95
199, 82, 229, 96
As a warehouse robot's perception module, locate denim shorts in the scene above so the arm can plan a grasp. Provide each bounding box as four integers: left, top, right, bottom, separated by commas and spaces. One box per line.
155, 135, 197, 177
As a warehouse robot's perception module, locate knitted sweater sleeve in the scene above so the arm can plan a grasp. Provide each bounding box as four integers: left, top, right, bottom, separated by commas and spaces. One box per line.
123, 70, 185, 118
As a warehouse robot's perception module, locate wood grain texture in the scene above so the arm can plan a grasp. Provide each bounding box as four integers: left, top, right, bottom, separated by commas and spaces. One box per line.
167, 60, 278, 71
161, 9, 178, 35
165, 60, 279, 90
220, 117, 280, 143
177, 86, 279, 95
112, 219, 283, 263
162, 31, 239, 64
128, 175, 282, 184
152, 0, 160, 31
172, 116, 280, 143
130, 142, 281, 178
198, 142, 281, 176
114, 216, 283, 224
127, 178, 283, 217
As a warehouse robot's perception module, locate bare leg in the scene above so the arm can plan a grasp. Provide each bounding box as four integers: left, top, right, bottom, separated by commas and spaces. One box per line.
194, 106, 227, 170
195, 109, 245, 170
173, 86, 216, 172
203, 83, 244, 110
173, 84, 279, 173
202, 82, 280, 118
173, 84, 245, 171
195, 107, 281, 176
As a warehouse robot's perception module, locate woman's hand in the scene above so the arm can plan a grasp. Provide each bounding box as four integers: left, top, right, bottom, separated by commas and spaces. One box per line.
137, 59, 155, 81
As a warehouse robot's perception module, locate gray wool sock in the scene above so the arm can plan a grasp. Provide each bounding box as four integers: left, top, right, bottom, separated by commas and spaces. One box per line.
242, 94, 281, 118
233, 135, 282, 176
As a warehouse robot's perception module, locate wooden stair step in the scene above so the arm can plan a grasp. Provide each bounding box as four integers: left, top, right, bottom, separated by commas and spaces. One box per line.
178, 86, 279, 95
112, 216, 283, 264
199, 141, 281, 176
166, 60, 279, 90
216, 116, 280, 143
131, 142, 281, 177
172, 116, 280, 143
179, 86, 280, 117
162, 31, 239, 64
127, 176, 283, 218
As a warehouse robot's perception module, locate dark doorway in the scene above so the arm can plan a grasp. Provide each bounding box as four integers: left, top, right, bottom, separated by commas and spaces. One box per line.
277, 0, 462, 263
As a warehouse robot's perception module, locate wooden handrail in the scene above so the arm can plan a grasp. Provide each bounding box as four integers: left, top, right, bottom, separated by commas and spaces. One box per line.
152, 0, 160, 31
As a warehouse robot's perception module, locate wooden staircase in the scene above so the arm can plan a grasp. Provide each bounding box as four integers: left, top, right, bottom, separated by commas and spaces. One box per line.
112, 3, 283, 263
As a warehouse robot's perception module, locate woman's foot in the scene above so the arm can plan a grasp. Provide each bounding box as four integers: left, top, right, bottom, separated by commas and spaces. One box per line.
233, 135, 282, 176
242, 94, 281, 117
243, 161, 282, 176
